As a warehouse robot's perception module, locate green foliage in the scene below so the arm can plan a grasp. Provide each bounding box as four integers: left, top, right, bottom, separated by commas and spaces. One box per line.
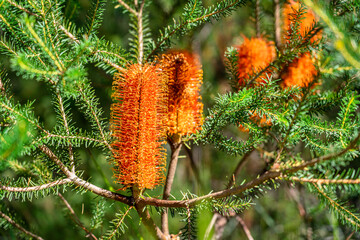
0, 120, 32, 163
307, 183, 360, 231
90, 198, 106, 231
103, 206, 133, 240
179, 207, 198, 240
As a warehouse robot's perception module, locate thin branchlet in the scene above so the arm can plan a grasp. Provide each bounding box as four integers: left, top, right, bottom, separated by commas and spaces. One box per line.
0, 211, 44, 240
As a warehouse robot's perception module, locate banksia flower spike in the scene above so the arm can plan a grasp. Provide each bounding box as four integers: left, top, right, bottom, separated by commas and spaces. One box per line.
281, 52, 317, 88
283, 0, 321, 44
160, 51, 203, 141
110, 63, 167, 190
237, 37, 276, 86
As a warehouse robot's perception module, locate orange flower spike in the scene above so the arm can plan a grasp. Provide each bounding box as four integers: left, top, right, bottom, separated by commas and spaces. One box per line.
237, 37, 276, 86
281, 53, 317, 88
160, 51, 203, 140
110, 63, 167, 190
283, 0, 321, 43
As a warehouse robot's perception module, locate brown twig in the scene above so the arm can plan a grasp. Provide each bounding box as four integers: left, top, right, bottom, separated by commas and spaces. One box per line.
139, 133, 360, 208
56, 92, 75, 173
38, 130, 360, 210
117, 0, 137, 16
204, 213, 220, 239
38, 145, 131, 205
346, 231, 355, 240
0, 74, 5, 95
235, 215, 254, 240
290, 177, 360, 185
58, 193, 98, 240
0, 211, 44, 240
226, 148, 254, 188
135, 201, 166, 240
286, 186, 313, 240
106, 206, 133, 239
6, 0, 40, 18
161, 139, 182, 235
0, 178, 71, 192
137, 1, 145, 64
274, 0, 282, 50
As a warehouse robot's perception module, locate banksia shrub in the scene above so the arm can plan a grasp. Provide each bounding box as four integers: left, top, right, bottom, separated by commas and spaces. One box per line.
281, 53, 318, 88
160, 51, 203, 140
283, 0, 321, 43
237, 37, 276, 86
110, 64, 167, 190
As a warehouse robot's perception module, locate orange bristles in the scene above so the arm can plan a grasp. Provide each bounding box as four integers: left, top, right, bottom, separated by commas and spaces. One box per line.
160, 51, 203, 140
110, 63, 167, 190
281, 53, 317, 88
237, 37, 276, 86
283, 0, 321, 44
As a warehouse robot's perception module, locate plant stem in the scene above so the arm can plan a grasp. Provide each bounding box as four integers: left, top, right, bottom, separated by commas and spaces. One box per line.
137, 1, 145, 64
58, 193, 98, 240
38, 132, 360, 209
56, 92, 75, 173
226, 148, 254, 188
140, 132, 360, 207
161, 139, 182, 235
117, 0, 137, 15
38, 145, 131, 205
0, 211, 44, 240
236, 216, 254, 240
0, 178, 71, 192
136, 205, 166, 240
274, 0, 281, 49
0, 75, 4, 95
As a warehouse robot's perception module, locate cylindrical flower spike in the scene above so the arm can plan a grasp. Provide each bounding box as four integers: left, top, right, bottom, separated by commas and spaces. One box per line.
110, 63, 167, 190
237, 37, 276, 86
283, 0, 321, 44
160, 51, 203, 141
281, 52, 317, 88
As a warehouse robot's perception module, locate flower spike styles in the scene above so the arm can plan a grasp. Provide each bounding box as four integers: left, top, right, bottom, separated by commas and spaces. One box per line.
160, 51, 203, 141
281, 52, 317, 88
283, 0, 321, 44
237, 37, 276, 86
110, 63, 167, 190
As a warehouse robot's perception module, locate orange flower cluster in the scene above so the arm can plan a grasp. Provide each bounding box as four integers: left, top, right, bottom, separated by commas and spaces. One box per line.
237, 37, 276, 86
281, 0, 321, 88
283, 0, 321, 44
236, 37, 275, 130
110, 63, 167, 190
160, 51, 203, 140
281, 53, 317, 88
